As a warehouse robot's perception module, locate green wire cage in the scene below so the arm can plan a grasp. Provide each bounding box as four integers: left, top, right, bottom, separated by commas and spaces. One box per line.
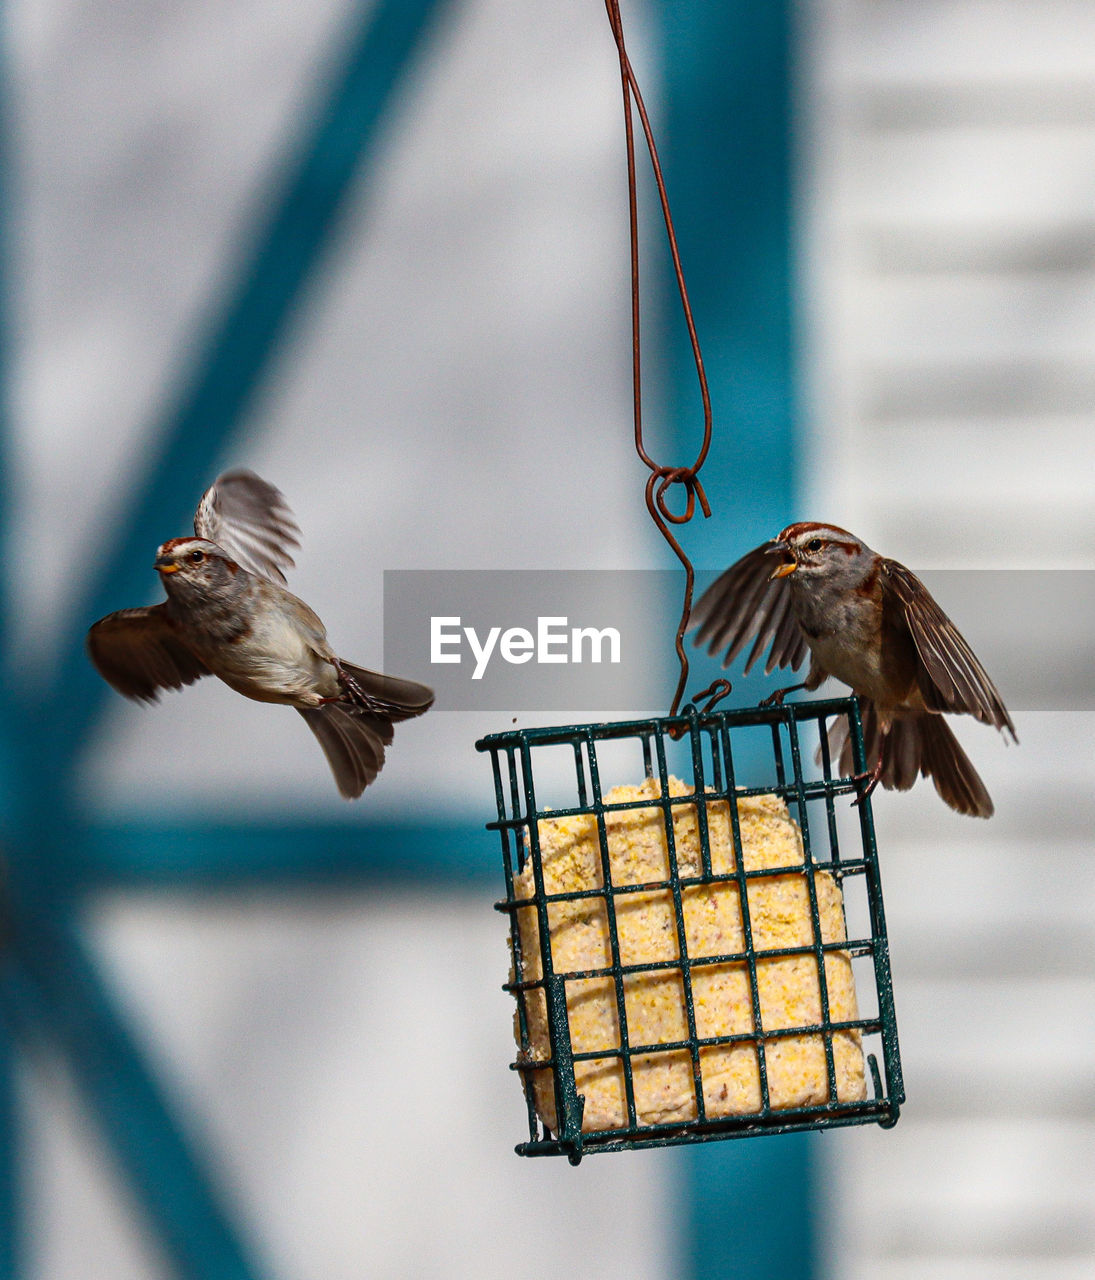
477, 696, 904, 1163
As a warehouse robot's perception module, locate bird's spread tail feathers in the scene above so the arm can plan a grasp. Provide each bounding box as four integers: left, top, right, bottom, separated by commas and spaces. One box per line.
297, 703, 393, 800
299, 665, 433, 799
825, 701, 994, 818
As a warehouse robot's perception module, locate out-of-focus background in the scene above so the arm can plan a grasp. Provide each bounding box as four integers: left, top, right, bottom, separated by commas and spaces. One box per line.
1, 0, 1093, 1277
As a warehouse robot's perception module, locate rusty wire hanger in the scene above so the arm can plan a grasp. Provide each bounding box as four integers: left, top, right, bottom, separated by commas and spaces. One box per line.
604, 0, 716, 717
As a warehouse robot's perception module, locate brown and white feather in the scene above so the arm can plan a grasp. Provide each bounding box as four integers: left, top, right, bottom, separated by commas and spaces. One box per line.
86, 605, 210, 702
691, 542, 812, 675
880, 560, 1016, 737
193, 469, 300, 584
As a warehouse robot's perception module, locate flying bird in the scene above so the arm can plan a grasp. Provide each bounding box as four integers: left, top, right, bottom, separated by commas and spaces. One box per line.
87, 470, 434, 798
691, 521, 1016, 817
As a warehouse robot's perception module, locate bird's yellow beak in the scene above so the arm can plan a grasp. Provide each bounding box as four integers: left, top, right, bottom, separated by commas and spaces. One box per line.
770, 560, 797, 580
155, 560, 179, 574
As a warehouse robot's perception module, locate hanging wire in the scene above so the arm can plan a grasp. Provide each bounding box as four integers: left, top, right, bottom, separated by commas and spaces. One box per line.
604, 0, 715, 717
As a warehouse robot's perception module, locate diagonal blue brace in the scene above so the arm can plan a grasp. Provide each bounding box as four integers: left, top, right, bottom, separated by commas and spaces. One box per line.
41, 0, 456, 767
4, 924, 264, 1280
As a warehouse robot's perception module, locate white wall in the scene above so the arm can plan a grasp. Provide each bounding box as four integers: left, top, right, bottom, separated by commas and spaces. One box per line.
800, 3, 1095, 1276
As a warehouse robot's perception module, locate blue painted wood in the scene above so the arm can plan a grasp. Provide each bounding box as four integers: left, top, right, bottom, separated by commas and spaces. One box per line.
76, 820, 494, 889
659, 1, 798, 555
656, 4, 816, 1279
0, 778, 264, 1280
678, 1134, 815, 1280
19, 920, 265, 1279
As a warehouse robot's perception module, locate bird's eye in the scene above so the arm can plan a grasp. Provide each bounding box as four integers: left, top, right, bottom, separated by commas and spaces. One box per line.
189, 549, 205, 563
806, 538, 823, 552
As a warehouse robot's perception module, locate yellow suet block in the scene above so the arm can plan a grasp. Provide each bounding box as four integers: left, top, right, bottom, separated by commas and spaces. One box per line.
511, 778, 866, 1132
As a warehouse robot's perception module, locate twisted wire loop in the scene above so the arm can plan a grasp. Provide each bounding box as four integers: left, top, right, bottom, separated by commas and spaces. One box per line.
689, 678, 734, 716
604, 0, 717, 718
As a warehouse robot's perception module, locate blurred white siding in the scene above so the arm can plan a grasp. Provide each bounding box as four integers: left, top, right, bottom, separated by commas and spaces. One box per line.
801, 3, 1095, 1277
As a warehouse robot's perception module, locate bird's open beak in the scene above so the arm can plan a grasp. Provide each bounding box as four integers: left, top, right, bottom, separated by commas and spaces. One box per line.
767, 541, 797, 580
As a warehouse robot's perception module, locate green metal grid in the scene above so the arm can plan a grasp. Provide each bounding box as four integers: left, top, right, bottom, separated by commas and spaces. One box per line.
477, 697, 904, 1164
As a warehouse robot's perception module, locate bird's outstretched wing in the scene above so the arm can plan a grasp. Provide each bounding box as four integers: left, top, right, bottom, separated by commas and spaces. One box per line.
880, 559, 1017, 739
690, 541, 811, 674
87, 606, 210, 702
194, 470, 300, 583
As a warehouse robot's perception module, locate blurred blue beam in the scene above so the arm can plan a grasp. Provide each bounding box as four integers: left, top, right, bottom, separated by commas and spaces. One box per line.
682, 1135, 815, 1280
76, 819, 493, 889
659, 0, 797, 551
656, 4, 814, 1279
39, 0, 455, 773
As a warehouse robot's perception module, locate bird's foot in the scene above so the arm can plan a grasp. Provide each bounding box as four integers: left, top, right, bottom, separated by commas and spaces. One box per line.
334, 663, 400, 717
850, 757, 884, 807
760, 681, 807, 708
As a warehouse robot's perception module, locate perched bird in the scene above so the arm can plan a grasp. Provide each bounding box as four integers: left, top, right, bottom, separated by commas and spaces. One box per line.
691, 521, 1016, 817
87, 470, 434, 798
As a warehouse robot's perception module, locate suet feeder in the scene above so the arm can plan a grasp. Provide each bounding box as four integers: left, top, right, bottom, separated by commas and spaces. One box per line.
476, 2, 904, 1160
477, 697, 903, 1163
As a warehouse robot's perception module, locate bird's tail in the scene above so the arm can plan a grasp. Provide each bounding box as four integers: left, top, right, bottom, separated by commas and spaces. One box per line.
298, 665, 433, 800
916, 713, 995, 818
825, 701, 994, 818
297, 703, 394, 800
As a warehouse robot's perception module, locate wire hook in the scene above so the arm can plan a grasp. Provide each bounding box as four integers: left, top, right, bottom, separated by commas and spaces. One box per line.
604, 0, 717, 717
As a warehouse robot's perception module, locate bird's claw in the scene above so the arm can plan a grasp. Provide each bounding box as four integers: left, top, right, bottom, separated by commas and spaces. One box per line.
760, 680, 809, 708
850, 763, 883, 807
338, 669, 381, 712
335, 664, 402, 718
